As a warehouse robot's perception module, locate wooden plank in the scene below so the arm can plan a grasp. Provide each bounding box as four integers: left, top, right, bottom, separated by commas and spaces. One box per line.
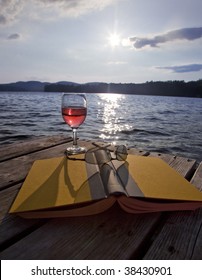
0, 141, 150, 251
191, 162, 202, 192
0, 140, 92, 247
190, 213, 202, 259
149, 152, 196, 178
1, 138, 201, 259
0, 135, 71, 162
149, 152, 176, 165
143, 209, 202, 260
0, 140, 138, 190
0, 205, 161, 259
0, 140, 94, 190
128, 148, 149, 156
0, 184, 46, 248
0, 139, 164, 259
85, 142, 149, 156
0, 184, 22, 224
185, 162, 202, 259
143, 162, 202, 260
168, 156, 196, 179
0, 140, 117, 242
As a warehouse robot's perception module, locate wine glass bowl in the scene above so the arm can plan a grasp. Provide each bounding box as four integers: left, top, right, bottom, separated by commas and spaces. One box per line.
62, 93, 87, 154
62, 107, 86, 128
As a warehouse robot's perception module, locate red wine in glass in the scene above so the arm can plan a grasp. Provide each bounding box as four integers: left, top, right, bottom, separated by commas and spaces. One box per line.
62, 93, 87, 154
62, 106, 87, 128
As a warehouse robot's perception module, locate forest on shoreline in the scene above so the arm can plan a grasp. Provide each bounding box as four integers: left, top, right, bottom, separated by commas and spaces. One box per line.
0, 80, 202, 98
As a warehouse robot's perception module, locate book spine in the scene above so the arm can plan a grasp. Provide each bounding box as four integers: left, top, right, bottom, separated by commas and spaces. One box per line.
100, 162, 128, 196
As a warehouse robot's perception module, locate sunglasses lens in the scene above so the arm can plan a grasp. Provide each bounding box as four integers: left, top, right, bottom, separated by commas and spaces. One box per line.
116, 145, 128, 161
85, 148, 111, 164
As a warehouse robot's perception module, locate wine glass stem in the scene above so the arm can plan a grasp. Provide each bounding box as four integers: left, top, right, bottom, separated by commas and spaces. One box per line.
72, 128, 78, 147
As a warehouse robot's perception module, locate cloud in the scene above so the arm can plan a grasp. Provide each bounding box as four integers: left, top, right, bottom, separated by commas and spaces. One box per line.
37, 0, 119, 17
7, 33, 21, 40
157, 64, 202, 73
0, 0, 119, 25
130, 27, 202, 49
107, 61, 127, 65
0, 0, 24, 25
0, 15, 7, 24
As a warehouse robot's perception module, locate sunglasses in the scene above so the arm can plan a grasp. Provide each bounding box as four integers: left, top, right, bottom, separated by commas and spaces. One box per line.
65, 145, 128, 165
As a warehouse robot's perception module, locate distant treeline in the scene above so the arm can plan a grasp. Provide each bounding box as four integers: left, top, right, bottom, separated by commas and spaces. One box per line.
1, 80, 202, 97
45, 80, 202, 98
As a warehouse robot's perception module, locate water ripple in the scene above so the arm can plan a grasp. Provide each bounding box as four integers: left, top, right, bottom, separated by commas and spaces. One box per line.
0, 92, 202, 162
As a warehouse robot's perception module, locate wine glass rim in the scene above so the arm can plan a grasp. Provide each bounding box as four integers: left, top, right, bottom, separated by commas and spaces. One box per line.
62, 93, 86, 102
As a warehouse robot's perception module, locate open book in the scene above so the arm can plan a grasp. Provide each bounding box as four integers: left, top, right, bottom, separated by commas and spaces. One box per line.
9, 154, 202, 218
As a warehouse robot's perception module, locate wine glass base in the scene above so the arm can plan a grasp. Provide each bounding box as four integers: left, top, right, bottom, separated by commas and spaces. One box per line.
66, 145, 87, 155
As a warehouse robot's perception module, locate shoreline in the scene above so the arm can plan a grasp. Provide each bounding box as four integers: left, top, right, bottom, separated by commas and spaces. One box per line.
0, 79, 202, 98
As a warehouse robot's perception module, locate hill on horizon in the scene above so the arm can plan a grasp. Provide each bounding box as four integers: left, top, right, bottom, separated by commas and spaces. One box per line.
0, 79, 201, 98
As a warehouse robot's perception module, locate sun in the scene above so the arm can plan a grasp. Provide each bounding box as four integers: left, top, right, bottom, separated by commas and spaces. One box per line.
108, 32, 121, 47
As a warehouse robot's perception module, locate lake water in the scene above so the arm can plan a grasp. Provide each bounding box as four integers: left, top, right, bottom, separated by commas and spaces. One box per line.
0, 92, 202, 162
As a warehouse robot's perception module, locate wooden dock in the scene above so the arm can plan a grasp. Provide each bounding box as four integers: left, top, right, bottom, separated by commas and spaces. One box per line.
0, 135, 202, 259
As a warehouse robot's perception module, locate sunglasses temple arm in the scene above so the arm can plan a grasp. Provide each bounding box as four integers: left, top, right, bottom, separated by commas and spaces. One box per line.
92, 142, 111, 149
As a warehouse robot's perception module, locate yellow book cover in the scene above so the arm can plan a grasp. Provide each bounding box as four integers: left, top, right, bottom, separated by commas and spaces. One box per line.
9, 154, 202, 218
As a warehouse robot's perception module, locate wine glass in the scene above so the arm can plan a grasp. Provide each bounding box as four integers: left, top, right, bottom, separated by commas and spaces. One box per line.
62, 93, 87, 154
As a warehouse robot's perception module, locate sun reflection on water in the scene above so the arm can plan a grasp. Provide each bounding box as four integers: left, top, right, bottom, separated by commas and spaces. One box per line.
97, 93, 133, 144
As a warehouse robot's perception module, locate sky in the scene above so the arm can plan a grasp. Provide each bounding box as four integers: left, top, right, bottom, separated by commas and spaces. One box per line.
0, 0, 202, 84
